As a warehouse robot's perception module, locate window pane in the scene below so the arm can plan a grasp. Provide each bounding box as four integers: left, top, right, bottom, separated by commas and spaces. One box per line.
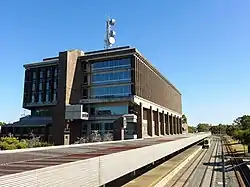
38, 93, 42, 103
91, 70, 131, 84
39, 82, 43, 90
91, 85, 131, 98
33, 72, 36, 79
94, 105, 128, 116
92, 58, 131, 70
32, 83, 36, 91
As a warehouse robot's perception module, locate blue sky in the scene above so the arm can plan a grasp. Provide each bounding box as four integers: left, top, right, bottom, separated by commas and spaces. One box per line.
0, 1, 249, 126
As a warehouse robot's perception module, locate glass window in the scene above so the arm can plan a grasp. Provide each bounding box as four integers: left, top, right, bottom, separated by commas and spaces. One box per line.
38, 93, 42, 103
83, 76, 88, 84
32, 83, 36, 91
39, 82, 43, 90
46, 92, 49, 102
91, 85, 131, 98
31, 109, 51, 117
82, 88, 88, 98
46, 81, 50, 90
53, 92, 57, 101
91, 123, 100, 130
54, 68, 58, 77
53, 81, 57, 89
105, 123, 113, 130
91, 70, 131, 84
47, 69, 50, 77
40, 70, 43, 78
31, 94, 35, 103
92, 58, 131, 70
95, 105, 128, 116
32, 71, 36, 79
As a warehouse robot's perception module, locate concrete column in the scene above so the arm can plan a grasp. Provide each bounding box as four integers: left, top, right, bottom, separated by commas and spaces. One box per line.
176, 117, 178, 134
175, 116, 178, 134
162, 111, 166, 135
101, 123, 105, 135
166, 113, 170, 135
177, 117, 180, 134
170, 114, 173, 135
174, 116, 177, 134
138, 102, 146, 138
156, 109, 161, 136
87, 123, 91, 135
150, 106, 155, 137
179, 118, 182, 134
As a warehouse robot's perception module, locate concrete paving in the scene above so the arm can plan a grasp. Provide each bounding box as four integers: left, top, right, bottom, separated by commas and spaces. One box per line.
0, 134, 189, 177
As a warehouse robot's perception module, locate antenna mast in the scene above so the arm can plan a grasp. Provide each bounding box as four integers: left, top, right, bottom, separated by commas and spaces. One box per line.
104, 18, 116, 49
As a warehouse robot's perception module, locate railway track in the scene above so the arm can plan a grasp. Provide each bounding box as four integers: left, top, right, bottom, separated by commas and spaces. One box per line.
167, 136, 250, 187
224, 138, 250, 187
165, 137, 219, 187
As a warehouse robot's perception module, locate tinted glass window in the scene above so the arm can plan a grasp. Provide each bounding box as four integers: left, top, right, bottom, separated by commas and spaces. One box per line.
92, 70, 131, 84
92, 58, 131, 70
91, 85, 131, 98
94, 105, 128, 116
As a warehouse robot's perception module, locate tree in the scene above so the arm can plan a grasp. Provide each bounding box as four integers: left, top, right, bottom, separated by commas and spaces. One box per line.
232, 115, 250, 153
182, 114, 187, 124
0, 122, 6, 126
188, 126, 196, 133
197, 123, 210, 132
226, 124, 239, 136
234, 115, 250, 130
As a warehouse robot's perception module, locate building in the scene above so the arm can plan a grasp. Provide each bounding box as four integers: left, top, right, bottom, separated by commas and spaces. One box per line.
1, 46, 182, 145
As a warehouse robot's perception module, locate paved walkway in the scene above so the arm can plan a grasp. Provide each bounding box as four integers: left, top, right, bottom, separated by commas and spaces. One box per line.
0, 134, 189, 177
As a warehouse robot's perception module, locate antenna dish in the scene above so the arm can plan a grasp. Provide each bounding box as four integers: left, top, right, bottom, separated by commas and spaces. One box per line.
110, 30, 116, 37
108, 37, 115, 45
109, 19, 116, 25
104, 18, 116, 49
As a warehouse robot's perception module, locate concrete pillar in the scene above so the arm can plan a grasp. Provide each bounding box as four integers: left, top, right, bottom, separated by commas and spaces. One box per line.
162, 111, 166, 135
179, 117, 182, 134
166, 113, 170, 135
150, 106, 155, 137
156, 109, 161, 136
179, 118, 182, 134
174, 116, 177, 134
138, 102, 146, 138
177, 117, 180, 134
175, 116, 178, 134
170, 114, 173, 135
101, 123, 105, 135
176, 116, 179, 134
87, 123, 91, 135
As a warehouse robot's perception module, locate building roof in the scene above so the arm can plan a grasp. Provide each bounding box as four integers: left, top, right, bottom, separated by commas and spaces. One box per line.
2, 117, 52, 127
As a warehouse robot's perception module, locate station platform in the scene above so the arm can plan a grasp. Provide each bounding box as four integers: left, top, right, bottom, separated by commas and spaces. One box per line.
123, 145, 201, 187
0, 133, 210, 187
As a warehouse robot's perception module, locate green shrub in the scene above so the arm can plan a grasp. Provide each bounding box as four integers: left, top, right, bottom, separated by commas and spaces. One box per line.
0, 136, 52, 150
16, 140, 28, 149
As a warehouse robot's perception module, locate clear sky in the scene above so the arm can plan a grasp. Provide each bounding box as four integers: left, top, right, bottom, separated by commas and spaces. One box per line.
0, 1, 249, 126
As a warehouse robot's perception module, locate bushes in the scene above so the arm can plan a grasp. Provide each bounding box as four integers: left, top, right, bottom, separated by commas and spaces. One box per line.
0, 135, 53, 150
74, 131, 114, 144
0, 137, 28, 150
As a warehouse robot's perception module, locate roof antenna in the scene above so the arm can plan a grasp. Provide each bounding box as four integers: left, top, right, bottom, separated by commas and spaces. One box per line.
104, 17, 116, 49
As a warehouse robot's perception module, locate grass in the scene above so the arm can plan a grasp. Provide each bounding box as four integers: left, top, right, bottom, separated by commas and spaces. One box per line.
226, 138, 248, 153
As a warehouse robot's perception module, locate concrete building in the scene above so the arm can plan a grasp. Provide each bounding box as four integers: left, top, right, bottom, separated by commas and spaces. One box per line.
2, 46, 182, 145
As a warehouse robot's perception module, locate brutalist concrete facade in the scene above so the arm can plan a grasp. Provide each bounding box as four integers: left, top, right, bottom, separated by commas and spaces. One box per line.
21, 46, 182, 145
